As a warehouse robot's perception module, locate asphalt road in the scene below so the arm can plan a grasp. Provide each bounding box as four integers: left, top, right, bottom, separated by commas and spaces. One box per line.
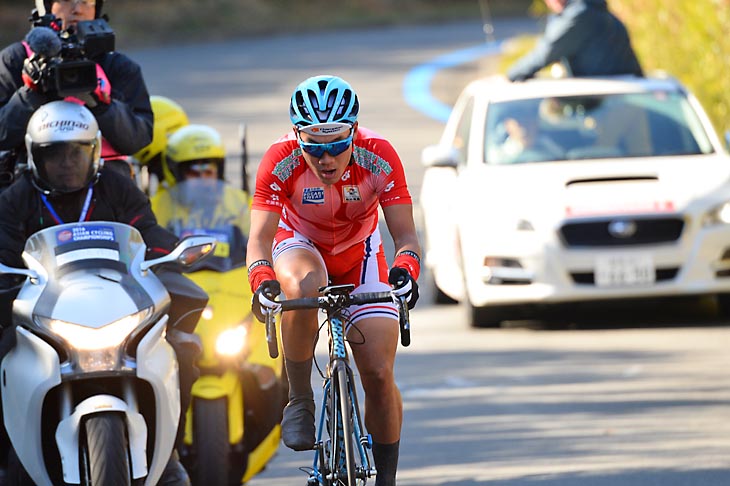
131, 18, 730, 486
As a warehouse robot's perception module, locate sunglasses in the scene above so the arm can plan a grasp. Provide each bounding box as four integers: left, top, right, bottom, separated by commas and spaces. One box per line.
298, 132, 353, 158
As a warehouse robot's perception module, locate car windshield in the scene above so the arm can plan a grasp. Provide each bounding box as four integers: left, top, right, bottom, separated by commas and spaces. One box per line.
485, 91, 714, 165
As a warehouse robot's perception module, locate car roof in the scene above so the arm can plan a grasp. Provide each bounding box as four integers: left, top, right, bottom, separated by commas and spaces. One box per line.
466, 75, 685, 103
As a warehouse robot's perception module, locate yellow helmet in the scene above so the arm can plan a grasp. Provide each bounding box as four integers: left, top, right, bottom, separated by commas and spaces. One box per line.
164, 124, 226, 185
134, 96, 189, 166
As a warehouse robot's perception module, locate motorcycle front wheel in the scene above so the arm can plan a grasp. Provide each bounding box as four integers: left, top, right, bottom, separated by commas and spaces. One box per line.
193, 398, 232, 485
81, 412, 132, 486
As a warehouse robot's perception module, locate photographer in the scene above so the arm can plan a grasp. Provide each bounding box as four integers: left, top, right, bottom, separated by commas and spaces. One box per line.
0, 0, 153, 188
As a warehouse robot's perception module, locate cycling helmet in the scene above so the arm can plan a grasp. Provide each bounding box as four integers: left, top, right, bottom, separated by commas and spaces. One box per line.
134, 96, 189, 166
35, 0, 105, 19
164, 124, 226, 185
25, 100, 101, 194
289, 75, 359, 134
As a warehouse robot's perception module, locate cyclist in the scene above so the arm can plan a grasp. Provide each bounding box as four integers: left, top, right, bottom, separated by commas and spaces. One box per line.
246, 74, 420, 486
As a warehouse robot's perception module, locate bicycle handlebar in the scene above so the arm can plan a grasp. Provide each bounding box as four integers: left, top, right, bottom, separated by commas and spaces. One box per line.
263, 289, 411, 359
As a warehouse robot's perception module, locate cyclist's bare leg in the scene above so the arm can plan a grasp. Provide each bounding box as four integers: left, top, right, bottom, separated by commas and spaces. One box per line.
275, 249, 327, 451
350, 316, 402, 485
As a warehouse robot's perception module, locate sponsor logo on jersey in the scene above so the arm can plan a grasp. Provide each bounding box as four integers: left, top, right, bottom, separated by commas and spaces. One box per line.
302, 187, 325, 205
343, 185, 361, 202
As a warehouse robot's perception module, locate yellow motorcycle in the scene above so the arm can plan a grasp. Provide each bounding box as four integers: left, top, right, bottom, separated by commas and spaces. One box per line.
152, 178, 286, 485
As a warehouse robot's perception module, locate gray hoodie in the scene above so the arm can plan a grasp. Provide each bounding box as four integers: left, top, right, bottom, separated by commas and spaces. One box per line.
507, 0, 643, 81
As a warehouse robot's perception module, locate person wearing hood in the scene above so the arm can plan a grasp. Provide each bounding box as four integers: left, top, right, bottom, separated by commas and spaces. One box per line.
507, 0, 643, 82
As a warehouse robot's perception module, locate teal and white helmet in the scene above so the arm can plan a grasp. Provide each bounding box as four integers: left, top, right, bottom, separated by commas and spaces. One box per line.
289, 75, 359, 135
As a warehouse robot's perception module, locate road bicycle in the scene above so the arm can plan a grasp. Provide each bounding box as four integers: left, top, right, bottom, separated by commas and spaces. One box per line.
264, 283, 411, 485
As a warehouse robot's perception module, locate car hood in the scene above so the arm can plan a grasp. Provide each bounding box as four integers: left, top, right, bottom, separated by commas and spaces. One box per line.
465, 154, 730, 226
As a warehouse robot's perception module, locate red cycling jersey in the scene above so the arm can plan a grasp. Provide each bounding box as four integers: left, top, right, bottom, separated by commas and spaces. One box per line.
252, 126, 413, 256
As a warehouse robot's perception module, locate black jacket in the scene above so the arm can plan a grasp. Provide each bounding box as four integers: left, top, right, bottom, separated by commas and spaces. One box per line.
0, 169, 177, 269
0, 41, 153, 155
507, 0, 643, 82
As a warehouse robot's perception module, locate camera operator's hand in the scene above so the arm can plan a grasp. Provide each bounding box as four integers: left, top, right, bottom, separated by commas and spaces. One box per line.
388, 266, 419, 310
252, 280, 282, 323
21, 56, 47, 92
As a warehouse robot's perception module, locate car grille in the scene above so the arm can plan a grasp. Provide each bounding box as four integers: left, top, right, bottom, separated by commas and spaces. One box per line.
560, 218, 684, 247
570, 267, 680, 285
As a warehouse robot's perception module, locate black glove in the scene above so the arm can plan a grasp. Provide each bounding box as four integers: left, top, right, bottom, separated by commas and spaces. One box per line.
22, 56, 49, 93
252, 279, 282, 323
388, 267, 419, 310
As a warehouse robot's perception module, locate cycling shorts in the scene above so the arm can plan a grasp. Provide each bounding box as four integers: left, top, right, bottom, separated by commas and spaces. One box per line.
272, 222, 398, 325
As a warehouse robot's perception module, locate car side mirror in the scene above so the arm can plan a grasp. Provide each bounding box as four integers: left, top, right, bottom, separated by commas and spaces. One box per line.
421, 145, 459, 168
140, 235, 217, 272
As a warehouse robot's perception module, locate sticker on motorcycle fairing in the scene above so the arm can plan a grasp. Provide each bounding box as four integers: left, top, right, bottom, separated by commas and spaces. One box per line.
302, 187, 325, 205
180, 228, 231, 258
56, 225, 116, 244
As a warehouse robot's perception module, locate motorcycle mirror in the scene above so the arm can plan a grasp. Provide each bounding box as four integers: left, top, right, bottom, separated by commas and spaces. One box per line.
0, 261, 39, 281
140, 236, 217, 272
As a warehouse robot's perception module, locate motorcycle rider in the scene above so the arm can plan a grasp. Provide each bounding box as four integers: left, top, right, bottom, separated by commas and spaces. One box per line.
246, 74, 421, 486
0, 0, 153, 188
151, 124, 250, 233
0, 100, 203, 485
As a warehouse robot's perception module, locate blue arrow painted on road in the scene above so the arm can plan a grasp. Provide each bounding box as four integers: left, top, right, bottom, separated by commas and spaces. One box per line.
403, 41, 503, 123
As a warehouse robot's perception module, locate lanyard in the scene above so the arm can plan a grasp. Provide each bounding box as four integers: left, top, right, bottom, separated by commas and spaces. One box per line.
41, 185, 94, 224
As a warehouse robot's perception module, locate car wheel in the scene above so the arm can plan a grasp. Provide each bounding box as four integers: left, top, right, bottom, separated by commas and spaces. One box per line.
468, 303, 510, 328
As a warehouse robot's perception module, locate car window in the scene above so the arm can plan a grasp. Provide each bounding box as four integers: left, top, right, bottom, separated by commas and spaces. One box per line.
484, 92, 715, 165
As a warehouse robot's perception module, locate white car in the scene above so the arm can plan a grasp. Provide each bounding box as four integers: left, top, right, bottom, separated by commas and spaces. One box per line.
420, 74, 730, 327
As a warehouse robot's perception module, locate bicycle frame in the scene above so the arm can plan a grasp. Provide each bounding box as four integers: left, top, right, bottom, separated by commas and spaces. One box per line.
264, 284, 410, 486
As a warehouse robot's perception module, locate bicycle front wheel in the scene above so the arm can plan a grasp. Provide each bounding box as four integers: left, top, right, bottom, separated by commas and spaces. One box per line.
332, 364, 357, 485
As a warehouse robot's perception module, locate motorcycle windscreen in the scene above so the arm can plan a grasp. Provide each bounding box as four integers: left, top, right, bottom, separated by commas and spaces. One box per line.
21, 222, 155, 327
153, 179, 249, 272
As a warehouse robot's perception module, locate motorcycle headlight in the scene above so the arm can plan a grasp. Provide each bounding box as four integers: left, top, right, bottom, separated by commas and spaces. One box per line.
38, 307, 153, 350
704, 201, 730, 226
215, 324, 248, 357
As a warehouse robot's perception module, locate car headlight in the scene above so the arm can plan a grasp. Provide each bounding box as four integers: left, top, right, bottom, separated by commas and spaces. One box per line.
215, 324, 248, 357
703, 201, 730, 226
38, 307, 153, 350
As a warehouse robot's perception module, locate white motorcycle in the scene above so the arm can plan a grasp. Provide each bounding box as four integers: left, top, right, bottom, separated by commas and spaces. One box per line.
0, 221, 215, 486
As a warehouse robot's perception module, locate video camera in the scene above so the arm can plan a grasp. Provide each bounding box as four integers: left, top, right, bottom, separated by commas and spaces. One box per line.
25, 15, 115, 98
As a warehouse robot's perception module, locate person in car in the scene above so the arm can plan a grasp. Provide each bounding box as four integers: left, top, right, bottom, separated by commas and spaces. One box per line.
507, 0, 643, 81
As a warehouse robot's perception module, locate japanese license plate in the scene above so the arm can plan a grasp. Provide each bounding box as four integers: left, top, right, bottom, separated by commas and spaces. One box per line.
594, 254, 655, 287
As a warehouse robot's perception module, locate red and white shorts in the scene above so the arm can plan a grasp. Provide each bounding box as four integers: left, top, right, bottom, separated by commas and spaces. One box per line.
272, 222, 398, 325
